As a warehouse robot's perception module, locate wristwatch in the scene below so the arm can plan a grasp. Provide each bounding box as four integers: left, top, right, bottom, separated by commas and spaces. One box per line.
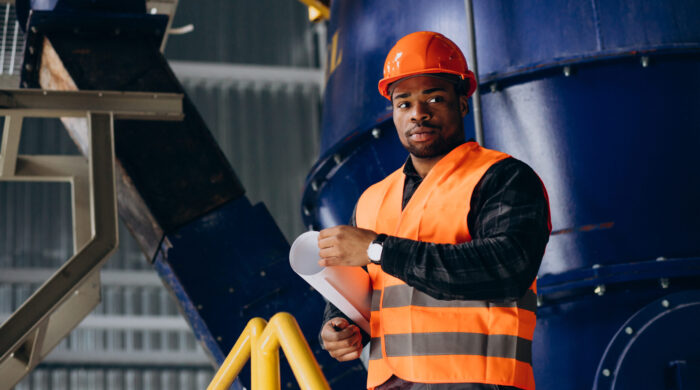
367, 234, 388, 264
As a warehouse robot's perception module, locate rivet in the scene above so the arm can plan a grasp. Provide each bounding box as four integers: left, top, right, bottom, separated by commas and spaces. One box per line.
42, 91, 47, 96
114, 28, 120, 35
303, 206, 311, 217
150, 8, 158, 14
536, 296, 543, 307
660, 278, 669, 289
592, 264, 601, 269
563, 66, 572, 77
371, 128, 381, 139
260, 271, 266, 277
625, 327, 633, 335
311, 181, 319, 192
28, 46, 35, 55
662, 299, 670, 308
333, 154, 342, 164
153, 94, 158, 99
31, 26, 37, 34
641, 56, 649, 68
656, 256, 667, 261
74, 290, 80, 295
24, 63, 33, 72
594, 285, 606, 296
602, 368, 611, 377
98, 92, 103, 97
286, 382, 293, 388
216, 336, 222, 341
197, 304, 203, 310
489, 83, 498, 93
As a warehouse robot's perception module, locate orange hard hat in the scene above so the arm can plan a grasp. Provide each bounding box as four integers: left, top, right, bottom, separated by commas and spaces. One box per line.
378, 31, 476, 100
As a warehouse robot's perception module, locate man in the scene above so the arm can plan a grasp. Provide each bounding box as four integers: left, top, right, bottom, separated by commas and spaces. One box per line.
318, 31, 550, 390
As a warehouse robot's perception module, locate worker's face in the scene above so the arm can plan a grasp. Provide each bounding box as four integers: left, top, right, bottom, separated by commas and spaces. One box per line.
391, 76, 469, 159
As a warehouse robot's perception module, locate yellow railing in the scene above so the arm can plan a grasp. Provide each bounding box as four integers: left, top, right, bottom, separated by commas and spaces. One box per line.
208, 312, 330, 390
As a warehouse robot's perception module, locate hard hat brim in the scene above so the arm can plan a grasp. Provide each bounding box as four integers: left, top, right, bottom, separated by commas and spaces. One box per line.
378, 69, 476, 100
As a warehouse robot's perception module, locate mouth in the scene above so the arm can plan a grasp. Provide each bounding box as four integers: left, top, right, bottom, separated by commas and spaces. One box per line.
407, 128, 438, 142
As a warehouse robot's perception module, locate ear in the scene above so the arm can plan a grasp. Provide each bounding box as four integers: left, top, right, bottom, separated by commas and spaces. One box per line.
459, 95, 469, 118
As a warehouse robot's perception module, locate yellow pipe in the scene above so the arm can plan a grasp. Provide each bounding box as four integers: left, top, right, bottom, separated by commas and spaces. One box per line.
207, 317, 267, 390
259, 313, 330, 390
297, 0, 330, 21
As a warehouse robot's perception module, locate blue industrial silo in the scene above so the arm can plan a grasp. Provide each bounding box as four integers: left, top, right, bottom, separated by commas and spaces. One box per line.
302, 1, 700, 389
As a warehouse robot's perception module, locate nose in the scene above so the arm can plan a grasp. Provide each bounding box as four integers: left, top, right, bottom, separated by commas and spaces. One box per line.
410, 102, 431, 124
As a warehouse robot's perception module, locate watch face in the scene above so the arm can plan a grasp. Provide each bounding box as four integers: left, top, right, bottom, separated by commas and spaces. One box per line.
368, 242, 383, 261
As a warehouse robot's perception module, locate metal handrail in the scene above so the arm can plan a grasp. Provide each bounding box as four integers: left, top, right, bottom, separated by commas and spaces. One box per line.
208, 312, 330, 390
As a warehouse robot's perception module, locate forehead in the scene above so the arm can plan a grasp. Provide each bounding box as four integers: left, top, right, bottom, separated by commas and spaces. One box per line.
390, 76, 455, 98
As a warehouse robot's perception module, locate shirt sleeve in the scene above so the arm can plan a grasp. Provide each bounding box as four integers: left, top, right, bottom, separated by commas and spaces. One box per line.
379, 158, 550, 301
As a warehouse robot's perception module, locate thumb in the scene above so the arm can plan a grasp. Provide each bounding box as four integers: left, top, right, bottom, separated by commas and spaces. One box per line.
330, 317, 349, 330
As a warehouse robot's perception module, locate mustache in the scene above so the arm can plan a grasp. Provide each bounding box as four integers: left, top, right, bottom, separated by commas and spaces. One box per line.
406, 121, 440, 136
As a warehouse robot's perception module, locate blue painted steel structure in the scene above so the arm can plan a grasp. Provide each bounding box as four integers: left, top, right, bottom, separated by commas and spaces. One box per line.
302, 1, 700, 389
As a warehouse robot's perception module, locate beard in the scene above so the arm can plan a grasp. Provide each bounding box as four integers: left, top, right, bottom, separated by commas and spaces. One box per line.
403, 123, 465, 158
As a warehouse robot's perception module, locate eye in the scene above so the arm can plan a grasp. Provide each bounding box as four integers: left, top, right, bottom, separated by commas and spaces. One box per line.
427, 96, 445, 103
396, 101, 409, 109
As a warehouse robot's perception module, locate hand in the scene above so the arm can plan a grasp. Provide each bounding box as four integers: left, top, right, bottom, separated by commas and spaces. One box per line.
318, 225, 378, 267
321, 317, 363, 362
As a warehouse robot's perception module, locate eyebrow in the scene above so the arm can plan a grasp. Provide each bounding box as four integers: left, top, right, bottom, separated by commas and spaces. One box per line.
393, 87, 448, 100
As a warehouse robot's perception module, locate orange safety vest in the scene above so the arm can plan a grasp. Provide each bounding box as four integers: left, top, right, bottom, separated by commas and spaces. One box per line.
356, 142, 537, 390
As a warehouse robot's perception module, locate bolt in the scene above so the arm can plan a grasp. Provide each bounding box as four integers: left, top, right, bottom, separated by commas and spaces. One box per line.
371, 128, 381, 139
563, 66, 572, 77
594, 285, 606, 296
489, 83, 498, 93
625, 327, 633, 335
602, 368, 611, 377
662, 299, 670, 308
333, 154, 342, 164
660, 278, 669, 289
641, 56, 649, 68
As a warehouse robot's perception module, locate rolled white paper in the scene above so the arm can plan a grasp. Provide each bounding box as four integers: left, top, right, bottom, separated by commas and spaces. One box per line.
289, 231, 371, 333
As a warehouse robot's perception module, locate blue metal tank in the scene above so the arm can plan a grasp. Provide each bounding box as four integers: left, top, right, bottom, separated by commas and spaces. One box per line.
302, 1, 700, 389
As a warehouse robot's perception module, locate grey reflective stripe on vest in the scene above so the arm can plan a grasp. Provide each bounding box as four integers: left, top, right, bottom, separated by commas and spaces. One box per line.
369, 337, 382, 360
380, 285, 537, 312
383, 332, 532, 364
371, 290, 382, 311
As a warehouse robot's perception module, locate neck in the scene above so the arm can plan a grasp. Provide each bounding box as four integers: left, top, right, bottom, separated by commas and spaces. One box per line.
410, 154, 445, 178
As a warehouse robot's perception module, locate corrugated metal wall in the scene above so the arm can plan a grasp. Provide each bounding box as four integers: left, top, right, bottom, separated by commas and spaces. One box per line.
1, 0, 322, 388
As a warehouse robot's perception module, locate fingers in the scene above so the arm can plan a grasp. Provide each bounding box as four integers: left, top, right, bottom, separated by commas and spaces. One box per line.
321, 318, 363, 361
321, 318, 354, 342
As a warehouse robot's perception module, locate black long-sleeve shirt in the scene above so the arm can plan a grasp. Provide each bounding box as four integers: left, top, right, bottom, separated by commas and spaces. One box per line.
321, 154, 551, 343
